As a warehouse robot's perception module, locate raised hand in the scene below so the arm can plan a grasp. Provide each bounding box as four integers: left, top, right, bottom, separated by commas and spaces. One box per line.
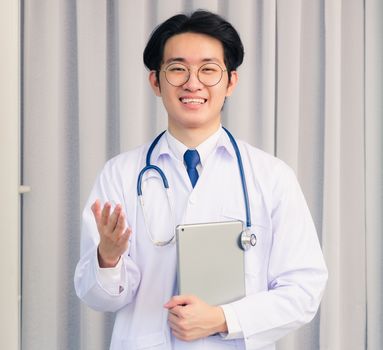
91, 199, 132, 268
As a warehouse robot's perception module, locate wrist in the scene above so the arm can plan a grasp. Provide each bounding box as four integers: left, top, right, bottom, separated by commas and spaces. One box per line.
97, 246, 120, 268
213, 306, 228, 333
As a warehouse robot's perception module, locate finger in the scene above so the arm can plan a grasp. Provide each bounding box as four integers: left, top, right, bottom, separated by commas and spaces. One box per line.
107, 204, 122, 232
167, 311, 178, 323
114, 210, 126, 235
91, 200, 101, 225
164, 295, 196, 309
167, 317, 182, 333
168, 305, 185, 318
125, 226, 132, 239
117, 227, 132, 245
171, 329, 185, 341
168, 313, 192, 336
171, 330, 184, 341
101, 202, 111, 226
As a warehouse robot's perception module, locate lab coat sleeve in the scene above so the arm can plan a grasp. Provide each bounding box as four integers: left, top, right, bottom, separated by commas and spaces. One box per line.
230, 164, 328, 349
74, 160, 141, 313
220, 304, 244, 339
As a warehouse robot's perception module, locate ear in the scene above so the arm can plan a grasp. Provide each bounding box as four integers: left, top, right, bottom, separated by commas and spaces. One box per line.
225, 71, 238, 97
149, 71, 162, 96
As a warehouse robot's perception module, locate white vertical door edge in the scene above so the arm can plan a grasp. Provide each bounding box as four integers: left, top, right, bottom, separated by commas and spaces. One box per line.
0, 1, 21, 349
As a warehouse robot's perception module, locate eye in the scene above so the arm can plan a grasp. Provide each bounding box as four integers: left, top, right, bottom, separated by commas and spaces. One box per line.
167, 64, 187, 72
200, 64, 220, 74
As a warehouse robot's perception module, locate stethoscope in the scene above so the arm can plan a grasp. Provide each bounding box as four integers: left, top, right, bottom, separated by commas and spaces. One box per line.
137, 127, 257, 250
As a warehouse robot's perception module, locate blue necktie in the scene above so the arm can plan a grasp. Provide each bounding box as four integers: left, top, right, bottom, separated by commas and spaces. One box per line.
184, 149, 200, 188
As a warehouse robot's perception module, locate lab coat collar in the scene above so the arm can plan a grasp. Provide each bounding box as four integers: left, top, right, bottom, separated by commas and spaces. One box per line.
216, 128, 237, 159
149, 132, 172, 164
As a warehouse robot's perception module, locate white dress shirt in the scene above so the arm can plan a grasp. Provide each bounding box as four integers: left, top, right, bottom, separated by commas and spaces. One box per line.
74, 127, 328, 350
166, 128, 243, 339
165, 126, 221, 176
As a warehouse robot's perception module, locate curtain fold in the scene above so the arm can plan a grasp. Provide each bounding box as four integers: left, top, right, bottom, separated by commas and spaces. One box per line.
320, 1, 367, 349
365, 0, 383, 349
21, 0, 381, 349
275, 0, 302, 172
320, 0, 343, 348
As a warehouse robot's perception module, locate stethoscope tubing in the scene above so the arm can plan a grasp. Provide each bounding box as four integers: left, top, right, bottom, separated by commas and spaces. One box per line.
137, 127, 252, 229
222, 127, 251, 229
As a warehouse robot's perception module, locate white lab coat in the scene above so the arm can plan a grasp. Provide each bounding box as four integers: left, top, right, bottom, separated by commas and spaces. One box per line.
74, 130, 328, 350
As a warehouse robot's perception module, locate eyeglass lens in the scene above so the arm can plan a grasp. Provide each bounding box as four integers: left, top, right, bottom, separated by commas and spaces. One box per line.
164, 63, 224, 87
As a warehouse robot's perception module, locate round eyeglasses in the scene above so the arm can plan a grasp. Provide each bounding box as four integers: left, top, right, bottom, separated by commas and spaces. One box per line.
162, 62, 227, 87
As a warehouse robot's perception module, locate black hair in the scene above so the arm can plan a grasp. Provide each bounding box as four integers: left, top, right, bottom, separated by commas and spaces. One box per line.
143, 10, 244, 83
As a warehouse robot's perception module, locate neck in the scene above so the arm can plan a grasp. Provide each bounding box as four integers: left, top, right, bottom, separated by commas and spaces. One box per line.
168, 123, 221, 148
168, 118, 221, 148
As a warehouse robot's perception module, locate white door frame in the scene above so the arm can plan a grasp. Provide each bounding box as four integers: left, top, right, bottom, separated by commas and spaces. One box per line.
0, 1, 21, 349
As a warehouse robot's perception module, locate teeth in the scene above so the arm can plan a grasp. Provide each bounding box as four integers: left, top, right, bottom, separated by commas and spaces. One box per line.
181, 98, 205, 104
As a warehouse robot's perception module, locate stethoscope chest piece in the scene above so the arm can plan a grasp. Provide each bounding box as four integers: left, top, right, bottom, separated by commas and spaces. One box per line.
239, 230, 257, 251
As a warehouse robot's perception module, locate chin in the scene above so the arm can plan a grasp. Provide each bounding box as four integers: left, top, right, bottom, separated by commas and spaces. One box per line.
183, 119, 219, 131
169, 110, 220, 130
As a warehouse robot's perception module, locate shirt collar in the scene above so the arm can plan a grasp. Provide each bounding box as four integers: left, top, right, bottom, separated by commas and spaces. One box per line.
150, 125, 236, 164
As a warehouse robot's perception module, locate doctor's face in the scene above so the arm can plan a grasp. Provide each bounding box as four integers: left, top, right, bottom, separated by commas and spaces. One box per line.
149, 32, 238, 138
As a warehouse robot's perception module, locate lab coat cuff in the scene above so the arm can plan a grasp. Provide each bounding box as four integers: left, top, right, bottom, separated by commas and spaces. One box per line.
95, 254, 125, 295
219, 304, 244, 339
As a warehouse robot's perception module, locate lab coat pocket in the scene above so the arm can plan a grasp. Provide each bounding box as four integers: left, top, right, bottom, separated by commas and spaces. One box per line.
219, 210, 271, 292
122, 331, 167, 349
244, 225, 271, 293
208, 334, 242, 349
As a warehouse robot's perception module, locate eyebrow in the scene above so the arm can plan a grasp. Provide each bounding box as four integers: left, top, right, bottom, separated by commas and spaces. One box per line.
164, 57, 221, 65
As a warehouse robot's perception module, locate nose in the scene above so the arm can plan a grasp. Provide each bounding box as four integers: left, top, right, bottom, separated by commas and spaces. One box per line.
182, 68, 203, 91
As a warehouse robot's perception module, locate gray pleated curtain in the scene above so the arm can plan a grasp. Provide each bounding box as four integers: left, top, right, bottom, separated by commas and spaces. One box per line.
21, 0, 383, 349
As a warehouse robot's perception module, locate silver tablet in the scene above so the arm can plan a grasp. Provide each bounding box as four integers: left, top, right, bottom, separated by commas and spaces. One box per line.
176, 220, 245, 306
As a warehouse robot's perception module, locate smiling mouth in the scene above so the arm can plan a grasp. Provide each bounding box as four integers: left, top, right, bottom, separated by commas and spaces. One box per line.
179, 98, 207, 105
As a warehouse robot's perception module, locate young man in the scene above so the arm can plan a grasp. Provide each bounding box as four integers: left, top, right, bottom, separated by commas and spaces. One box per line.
74, 10, 327, 350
